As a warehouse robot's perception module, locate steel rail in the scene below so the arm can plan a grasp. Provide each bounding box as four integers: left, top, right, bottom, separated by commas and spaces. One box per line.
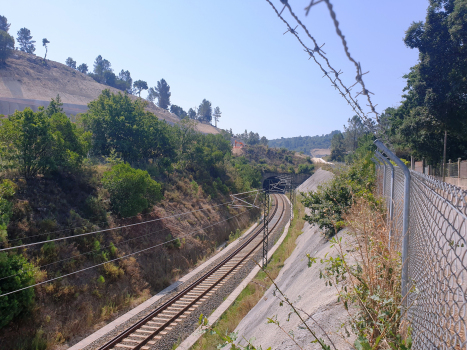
98, 194, 287, 350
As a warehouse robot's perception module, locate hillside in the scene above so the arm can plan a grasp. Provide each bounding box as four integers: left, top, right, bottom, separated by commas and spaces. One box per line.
0, 51, 219, 134
268, 130, 340, 155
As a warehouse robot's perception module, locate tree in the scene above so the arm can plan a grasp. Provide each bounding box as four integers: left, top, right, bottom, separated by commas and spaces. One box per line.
0, 31, 14, 64
213, 106, 222, 127
260, 136, 268, 146
133, 80, 148, 97
0, 252, 36, 329
16, 28, 35, 54
150, 79, 171, 110
0, 96, 90, 177
170, 105, 187, 118
65, 57, 76, 69
394, 0, 467, 164
102, 163, 163, 217
42, 38, 49, 60
330, 132, 345, 162
77, 63, 88, 74
117, 70, 133, 94
343, 115, 366, 152
188, 108, 197, 120
93, 55, 112, 76
81, 90, 177, 163
198, 99, 212, 123
0, 15, 10, 33
147, 88, 157, 103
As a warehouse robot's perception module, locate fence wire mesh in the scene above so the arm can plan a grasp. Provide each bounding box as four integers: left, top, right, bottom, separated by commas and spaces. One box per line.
376, 153, 467, 349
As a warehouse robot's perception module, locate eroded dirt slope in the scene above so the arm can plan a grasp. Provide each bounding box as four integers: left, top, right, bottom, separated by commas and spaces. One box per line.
0, 51, 219, 134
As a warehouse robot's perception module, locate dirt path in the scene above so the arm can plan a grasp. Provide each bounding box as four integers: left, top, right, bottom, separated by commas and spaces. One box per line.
234, 169, 352, 350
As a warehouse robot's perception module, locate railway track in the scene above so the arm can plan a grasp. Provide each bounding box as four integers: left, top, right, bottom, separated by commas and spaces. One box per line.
98, 193, 287, 350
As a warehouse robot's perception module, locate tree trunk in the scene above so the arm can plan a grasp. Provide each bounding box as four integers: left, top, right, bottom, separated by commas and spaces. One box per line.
442, 129, 447, 182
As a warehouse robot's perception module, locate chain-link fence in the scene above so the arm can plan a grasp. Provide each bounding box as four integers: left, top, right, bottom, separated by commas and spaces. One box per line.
373, 140, 467, 349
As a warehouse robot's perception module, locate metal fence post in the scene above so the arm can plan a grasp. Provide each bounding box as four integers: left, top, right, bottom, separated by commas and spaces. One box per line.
374, 140, 411, 307
375, 151, 395, 249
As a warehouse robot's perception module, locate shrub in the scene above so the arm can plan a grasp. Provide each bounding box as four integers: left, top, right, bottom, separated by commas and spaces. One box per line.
0, 179, 16, 242
102, 163, 163, 217
0, 252, 36, 329
103, 263, 124, 280
298, 163, 314, 174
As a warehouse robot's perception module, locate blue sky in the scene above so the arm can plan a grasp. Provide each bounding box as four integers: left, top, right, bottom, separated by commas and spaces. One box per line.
3, 1, 427, 139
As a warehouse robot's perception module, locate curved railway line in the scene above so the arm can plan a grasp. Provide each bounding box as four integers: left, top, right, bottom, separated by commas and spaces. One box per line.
97, 193, 288, 350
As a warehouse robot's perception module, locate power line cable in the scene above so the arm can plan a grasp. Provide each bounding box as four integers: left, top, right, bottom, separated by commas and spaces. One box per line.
0, 192, 260, 252
3, 191, 258, 245
0, 207, 256, 298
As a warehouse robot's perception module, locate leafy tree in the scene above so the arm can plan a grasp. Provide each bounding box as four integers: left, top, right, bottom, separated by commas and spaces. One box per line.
260, 136, 268, 145
330, 132, 345, 162
102, 163, 163, 217
0, 15, 10, 32
42, 38, 49, 60
198, 99, 212, 123
389, 0, 467, 163
81, 90, 176, 163
0, 108, 53, 177
149, 79, 171, 110
343, 115, 366, 152
0, 30, 14, 63
133, 80, 148, 97
0, 97, 90, 177
0, 179, 16, 242
0, 252, 36, 329
65, 57, 76, 69
117, 70, 133, 93
92, 55, 112, 77
77, 63, 88, 74
213, 106, 222, 127
170, 105, 187, 118
188, 108, 197, 120
16, 27, 35, 54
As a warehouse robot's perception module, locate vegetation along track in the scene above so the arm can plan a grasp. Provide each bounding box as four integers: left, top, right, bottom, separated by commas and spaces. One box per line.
98, 193, 287, 350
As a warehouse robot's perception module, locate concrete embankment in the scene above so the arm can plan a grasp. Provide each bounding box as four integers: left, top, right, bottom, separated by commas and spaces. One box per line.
234, 168, 353, 350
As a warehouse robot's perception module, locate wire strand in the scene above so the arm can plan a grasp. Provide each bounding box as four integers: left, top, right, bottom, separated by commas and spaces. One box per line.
0, 207, 257, 298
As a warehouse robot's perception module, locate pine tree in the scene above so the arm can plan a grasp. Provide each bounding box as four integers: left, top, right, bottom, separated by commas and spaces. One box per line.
16, 28, 35, 54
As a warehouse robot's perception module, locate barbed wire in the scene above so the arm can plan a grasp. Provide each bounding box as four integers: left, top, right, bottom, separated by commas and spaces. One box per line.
266, 0, 378, 131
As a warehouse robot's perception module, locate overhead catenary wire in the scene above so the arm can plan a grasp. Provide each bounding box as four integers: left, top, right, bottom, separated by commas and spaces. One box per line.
0, 206, 257, 298
2, 191, 260, 245
0, 191, 261, 252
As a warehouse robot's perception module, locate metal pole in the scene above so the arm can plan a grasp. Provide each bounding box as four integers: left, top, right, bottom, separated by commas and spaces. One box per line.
375, 151, 395, 249
262, 183, 270, 268
374, 140, 411, 308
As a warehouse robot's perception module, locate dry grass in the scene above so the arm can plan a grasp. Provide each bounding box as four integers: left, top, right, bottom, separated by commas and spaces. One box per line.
192, 197, 306, 350
312, 198, 406, 349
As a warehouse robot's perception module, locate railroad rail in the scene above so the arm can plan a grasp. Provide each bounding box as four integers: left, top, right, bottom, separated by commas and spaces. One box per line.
98, 194, 287, 350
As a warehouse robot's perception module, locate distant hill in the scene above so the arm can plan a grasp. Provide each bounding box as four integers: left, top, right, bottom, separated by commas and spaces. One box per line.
0, 51, 219, 135
268, 130, 340, 155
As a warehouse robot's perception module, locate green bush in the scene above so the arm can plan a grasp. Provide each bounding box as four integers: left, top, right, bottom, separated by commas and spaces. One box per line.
0, 252, 36, 329
0, 179, 16, 242
298, 163, 314, 174
301, 139, 376, 237
102, 163, 163, 217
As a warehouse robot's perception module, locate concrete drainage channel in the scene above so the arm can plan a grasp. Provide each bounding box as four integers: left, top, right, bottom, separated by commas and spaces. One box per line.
72, 194, 291, 350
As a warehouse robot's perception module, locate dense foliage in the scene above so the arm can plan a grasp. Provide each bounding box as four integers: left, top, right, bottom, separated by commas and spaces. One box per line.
379, 0, 467, 163
0, 100, 91, 178
0, 252, 36, 329
102, 163, 163, 217
268, 130, 340, 154
302, 136, 376, 236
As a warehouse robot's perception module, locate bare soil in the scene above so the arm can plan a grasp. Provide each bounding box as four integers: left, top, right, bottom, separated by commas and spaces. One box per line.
0, 51, 219, 134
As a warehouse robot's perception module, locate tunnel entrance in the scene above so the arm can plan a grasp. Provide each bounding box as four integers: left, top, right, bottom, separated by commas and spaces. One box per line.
262, 176, 287, 193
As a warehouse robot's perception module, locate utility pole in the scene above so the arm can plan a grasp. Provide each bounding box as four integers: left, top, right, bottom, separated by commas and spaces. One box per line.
262, 183, 270, 268
442, 130, 447, 182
